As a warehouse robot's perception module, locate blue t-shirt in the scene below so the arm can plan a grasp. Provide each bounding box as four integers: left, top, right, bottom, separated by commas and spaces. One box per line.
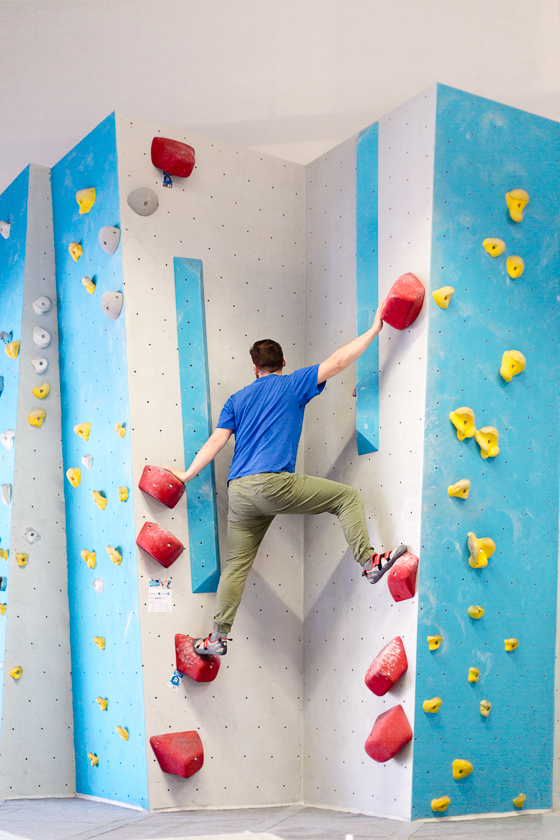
217, 364, 326, 481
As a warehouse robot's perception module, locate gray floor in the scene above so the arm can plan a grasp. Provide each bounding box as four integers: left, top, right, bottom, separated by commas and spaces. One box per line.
0, 799, 559, 840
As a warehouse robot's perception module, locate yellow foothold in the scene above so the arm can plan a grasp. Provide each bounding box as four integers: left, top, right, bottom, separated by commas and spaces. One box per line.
118, 486, 128, 502
474, 426, 499, 459
468, 667, 480, 683
0, 549, 7, 561
448, 479, 471, 499
74, 422, 91, 441
115, 422, 126, 438
66, 468, 81, 488
452, 759, 473, 780
506, 255, 525, 279
513, 793, 526, 809
5, 341, 20, 359
467, 532, 495, 569
506, 189, 529, 222
81, 549, 96, 569
423, 697, 443, 714
16, 553, 28, 567
92, 491, 107, 510
468, 605, 485, 619
431, 796, 451, 813
480, 700, 492, 718
96, 697, 108, 711
0, 603, 6, 615
93, 636, 105, 650
82, 276, 96, 294
76, 187, 96, 214
87, 752, 99, 767
106, 545, 122, 566
28, 409, 46, 428
68, 242, 83, 261
432, 286, 455, 309
505, 638, 519, 651
500, 350, 526, 382
428, 635, 442, 651
10, 666, 23, 680
449, 407, 476, 441
116, 726, 129, 741
482, 238, 506, 257
32, 382, 51, 399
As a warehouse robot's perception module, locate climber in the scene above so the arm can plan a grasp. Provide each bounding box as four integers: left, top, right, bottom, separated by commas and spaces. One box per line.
165, 302, 406, 656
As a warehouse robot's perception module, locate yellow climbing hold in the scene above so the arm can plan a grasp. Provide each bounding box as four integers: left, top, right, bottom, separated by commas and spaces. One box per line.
506, 255, 524, 279
467, 532, 495, 569
0, 603, 6, 615
74, 422, 91, 441
448, 479, 471, 499
432, 286, 455, 309
505, 638, 519, 651
32, 382, 51, 399
82, 276, 96, 294
76, 187, 96, 214
93, 636, 105, 650
423, 697, 443, 714
106, 545, 122, 565
118, 486, 129, 502
513, 793, 526, 809
5, 341, 20, 359
10, 666, 23, 680
449, 407, 476, 441
468, 605, 485, 619
116, 726, 129, 741
482, 238, 506, 257
468, 667, 480, 683
68, 242, 83, 261
28, 409, 46, 428
81, 549, 96, 569
428, 635, 442, 651
506, 189, 529, 222
16, 553, 28, 567
66, 468, 81, 488
474, 426, 499, 459
500, 350, 526, 382
87, 752, 99, 767
480, 700, 492, 718
0, 549, 7, 561
115, 422, 126, 438
431, 796, 451, 813
96, 697, 108, 711
92, 491, 107, 510
452, 759, 473, 780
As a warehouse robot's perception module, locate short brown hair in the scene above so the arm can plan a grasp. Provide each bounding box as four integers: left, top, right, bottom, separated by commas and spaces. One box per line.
250, 339, 284, 372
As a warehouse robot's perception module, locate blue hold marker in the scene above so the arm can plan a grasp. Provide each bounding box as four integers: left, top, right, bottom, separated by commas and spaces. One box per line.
0, 331, 12, 344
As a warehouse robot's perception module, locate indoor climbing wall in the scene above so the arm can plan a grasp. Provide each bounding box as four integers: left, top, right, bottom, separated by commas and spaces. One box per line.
412, 86, 560, 818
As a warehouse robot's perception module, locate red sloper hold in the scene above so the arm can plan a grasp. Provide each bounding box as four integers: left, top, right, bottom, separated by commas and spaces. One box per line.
139, 465, 186, 509
151, 137, 195, 178
365, 636, 408, 696
380, 273, 425, 330
175, 633, 220, 682
136, 521, 184, 568
387, 551, 419, 603
150, 730, 203, 778
365, 704, 413, 763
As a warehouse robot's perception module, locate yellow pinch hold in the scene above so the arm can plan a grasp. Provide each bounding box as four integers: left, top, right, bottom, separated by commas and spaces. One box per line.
10, 666, 23, 680
0, 603, 6, 615
74, 422, 91, 441
513, 793, 526, 809
500, 350, 526, 382
115, 422, 126, 438
468, 667, 480, 683
96, 697, 108, 711
423, 697, 443, 714
468, 605, 485, 619
87, 752, 99, 767
93, 636, 105, 650
68, 242, 83, 261
432, 286, 455, 309
480, 700, 492, 718
66, 467, 81, 488
467, 532, 495, 569
28, 409, 46, 428
449, 407, 476, 441
32, 382, 51, 399
506, 255, 524, 278
482, 238, 506, 257
118, 486, 128, 502
106, 545, 122, 566
0, 548, 7, 561
81, 549, 96, 569
431, 796, 451, 813
82, 276, 96, 294
76, 187, 96, 214
16, 553, 28, 567
92, 491, 107, 510
116, 726, 129, 741
474, 426, 499, 459
452, 759, 473, 780
505, 638, 519, 651
506, 188, 529, 222
5, 341, 20, 359
428, 635, 442, 651
448, 479, 471, 499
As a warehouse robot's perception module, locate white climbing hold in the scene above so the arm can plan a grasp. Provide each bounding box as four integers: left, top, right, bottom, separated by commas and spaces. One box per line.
32, 296, 52, 315
1, 430, 15, 450
1, 484, 11, 506
0, 221, 10, 239
93, 579, 104, 593
98, 226, 120, 255
127, 188, 159, 217
101, 291, 123, 320
32, 326, 51, 348
22, 528, 40, 545
82, 454, 93, 470
31, 356, 49, 374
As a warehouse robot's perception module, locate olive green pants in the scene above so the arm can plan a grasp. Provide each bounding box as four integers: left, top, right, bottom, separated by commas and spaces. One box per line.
213, 471, 374, 632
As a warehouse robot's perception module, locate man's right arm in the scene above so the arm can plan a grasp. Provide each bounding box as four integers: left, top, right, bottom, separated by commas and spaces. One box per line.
164, 427, 233, 484
317, 302, 384, 385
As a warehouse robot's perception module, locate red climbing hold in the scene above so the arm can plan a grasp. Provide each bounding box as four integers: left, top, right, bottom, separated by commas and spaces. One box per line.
151, 137, 195, 178
365, 704, 413, 763
150, 730, 203, 778
175, 633, 220, 682
387, 551, 419, 602
380, 273, 425, 330
365, 636, 408, 696
136, 521, 184, 568
139, 465, 186, 509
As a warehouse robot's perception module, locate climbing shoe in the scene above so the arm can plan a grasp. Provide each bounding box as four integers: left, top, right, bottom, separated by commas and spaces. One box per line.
193, 632, 230, 656
362, 544, 407, 584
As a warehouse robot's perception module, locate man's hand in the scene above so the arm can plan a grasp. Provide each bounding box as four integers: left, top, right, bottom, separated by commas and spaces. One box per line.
317, 299, 387, 384
372, 300, 385, 334
163, 466, 188, 484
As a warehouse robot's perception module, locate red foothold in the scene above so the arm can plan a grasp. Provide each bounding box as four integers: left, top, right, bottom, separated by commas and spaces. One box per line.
151, 137, 195, 178
365, 636, 408, 696
380, 273, 425, 330
387, 551, 419, 602
175, 634, 220, 682
150, 730, 203, 778
365, 704, 413, 763
139, 465, 186, 509
136, 521, 183, 568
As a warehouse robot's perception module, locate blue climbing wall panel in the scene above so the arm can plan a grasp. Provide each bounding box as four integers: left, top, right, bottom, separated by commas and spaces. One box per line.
0, 167, 29, 737
174, 257, 220, 593
412, 85, 560, 818
356, 123, 379, 454
51, 115, 148, 808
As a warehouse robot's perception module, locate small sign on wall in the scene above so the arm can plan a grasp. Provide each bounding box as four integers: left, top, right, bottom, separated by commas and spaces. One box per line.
148, 578, 172, 612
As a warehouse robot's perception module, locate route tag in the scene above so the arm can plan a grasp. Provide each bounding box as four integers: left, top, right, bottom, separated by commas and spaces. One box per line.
168, 669, 184, 691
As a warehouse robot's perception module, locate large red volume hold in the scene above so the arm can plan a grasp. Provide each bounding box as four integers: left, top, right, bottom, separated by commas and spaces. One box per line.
151, 137, 195, 178
136, 521, 184, 568
387, 551, 419, 602
380, 273, 425, 330
365, 636, 408, 696
150, 731, 203, 778
139, 465, 186, 509
175, 633, 220, 682
365, 704, 413, 763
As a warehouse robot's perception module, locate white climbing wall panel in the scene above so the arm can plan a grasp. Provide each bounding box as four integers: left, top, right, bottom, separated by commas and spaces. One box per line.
115, 114, 306, 810
302, 88, 436, 818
